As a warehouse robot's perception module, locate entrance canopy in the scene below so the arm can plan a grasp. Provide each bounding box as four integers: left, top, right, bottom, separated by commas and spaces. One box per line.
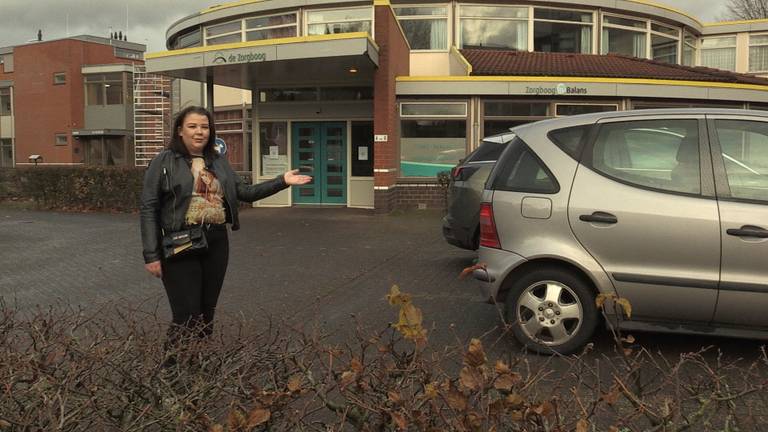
145, 33, 379, 89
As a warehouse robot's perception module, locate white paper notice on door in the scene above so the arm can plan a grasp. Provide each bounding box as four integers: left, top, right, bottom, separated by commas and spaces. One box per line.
262, 155, 288, 177
358, 146, 368, 161
269, 146, 279, 159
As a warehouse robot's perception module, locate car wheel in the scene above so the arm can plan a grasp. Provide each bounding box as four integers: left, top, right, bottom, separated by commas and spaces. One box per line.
504, 268, 598, 355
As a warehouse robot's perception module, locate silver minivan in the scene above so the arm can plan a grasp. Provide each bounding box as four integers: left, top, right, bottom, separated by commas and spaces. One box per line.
473, 109, 768, 354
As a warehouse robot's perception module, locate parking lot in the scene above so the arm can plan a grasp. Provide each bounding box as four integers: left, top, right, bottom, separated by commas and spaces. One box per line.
1, 206, 765, 359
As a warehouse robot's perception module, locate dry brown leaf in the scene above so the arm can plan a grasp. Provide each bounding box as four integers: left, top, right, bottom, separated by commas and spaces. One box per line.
494, 360, 511, 375
505, 393, 525, 409
391, 410, 408, 430
622, 334, 636, 344
388, 390, 402, 403
387, 285, 410, 305
510, 410, 524, 421
623, 347, 633, 356
350, 357, 364, 373
460, 366, 484, 391
608, 426, 620, 432
616, 298, 632, 318
493, 372, 520, 391
209, 425, 224, 432
464, 338, 486, 367
466, 411, 483, 429
340, 371, 357, 389
602, 386, 620, 405
227, 408, 246, 429
287, 374, 302, 392
532, 401, 554, 417
246, 408, 271, 428
595, 293, 615, 309
459, 263, 486, 280
446, 387, 468, 411
424, 382, 438, 399
576, 418, 589, 432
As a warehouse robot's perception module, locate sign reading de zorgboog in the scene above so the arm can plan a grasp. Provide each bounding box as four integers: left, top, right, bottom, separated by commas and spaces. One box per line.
205, 48, 273, 66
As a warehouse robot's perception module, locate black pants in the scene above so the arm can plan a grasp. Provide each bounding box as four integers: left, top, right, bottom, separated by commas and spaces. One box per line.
161, 226, 229, 342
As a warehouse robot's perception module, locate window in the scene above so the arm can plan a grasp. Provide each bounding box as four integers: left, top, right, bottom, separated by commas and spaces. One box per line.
55, 134, 68, 146
683, 32, 697, 66
482, 101, 549, 136
601, 15, 646, 58
466, 139, 508, 163
394, 6, 448, 50
246, 12, 297, 41
549, 125, 589, 160
400, 101, 468, 177
458, 5, 527, 51
651, 23, 679, 64
259, 122, 288, 176
85, 73, 124, 106
53, 72, 66, 85
491, 138, 559, 193
306, 7, 372, 37
700, 36, 736, 71
115, 48, 142, 60
555, 104, 617, 116
715, 120, 768, 202
591, 119, 701, 194
0, 88, 10, 116
173, 28, 202, 49
205, 20, 243, 46
351, 121, 374, 176
534, 8, 593, 54
83, 137, 129, 166
0, 138, 12, 167
750, 34, 768, 72
259, 87, 372, 102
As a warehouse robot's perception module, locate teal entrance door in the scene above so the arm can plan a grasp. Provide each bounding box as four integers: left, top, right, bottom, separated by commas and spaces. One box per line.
292, 122, 347, 204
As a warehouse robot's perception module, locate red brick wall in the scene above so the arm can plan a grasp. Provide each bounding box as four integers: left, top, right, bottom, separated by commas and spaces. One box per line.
373, 4, 410, 212
10, 39, 141, 164
395, 183, 447, 210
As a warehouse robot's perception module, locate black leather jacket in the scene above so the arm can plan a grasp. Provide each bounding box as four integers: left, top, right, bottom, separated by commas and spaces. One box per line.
140, 149, 288, 263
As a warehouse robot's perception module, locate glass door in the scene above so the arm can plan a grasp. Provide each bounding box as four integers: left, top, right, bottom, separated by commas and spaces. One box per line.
292, 122, 346, 204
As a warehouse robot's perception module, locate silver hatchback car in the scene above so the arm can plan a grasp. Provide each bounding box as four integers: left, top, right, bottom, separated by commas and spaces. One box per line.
474, 109, 768, 354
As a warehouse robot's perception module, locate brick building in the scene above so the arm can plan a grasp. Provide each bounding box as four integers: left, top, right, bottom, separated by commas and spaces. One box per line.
0, 35, 145, 167
138, 0, 768, 211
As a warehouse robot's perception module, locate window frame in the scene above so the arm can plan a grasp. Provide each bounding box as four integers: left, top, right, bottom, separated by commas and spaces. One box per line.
304, 6, 374, 38
84, 73, 125, 106
0, 87, 11, 116
532, 5, 596, 54
707, 116, 768, 204
481, 100, 551, 138
490, 136, 560, 194
0, 138, 13, 167
600, 12, 648, 58
583, 116, 714, 198
400, 101, 468, 118
649, 20, 681, 64
700, 35, 737, 71
245, 11, 299, 42
554, 103, 619, 116
204, 18, 244, 46
55, 133, 68, 146
457, 3, 527, 51
53, 72, 66, 85
394, 4, 450, 52
749, 32, 768, 73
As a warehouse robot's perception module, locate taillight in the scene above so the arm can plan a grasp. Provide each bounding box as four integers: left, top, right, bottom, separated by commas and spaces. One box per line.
479, 202, 501, 249
451, 166, 464, 180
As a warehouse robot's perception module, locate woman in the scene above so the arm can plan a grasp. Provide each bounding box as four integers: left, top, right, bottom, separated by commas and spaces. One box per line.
140, 106, 310, 342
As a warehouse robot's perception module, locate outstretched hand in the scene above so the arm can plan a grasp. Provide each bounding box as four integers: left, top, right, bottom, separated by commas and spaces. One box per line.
284, 169, 312, 186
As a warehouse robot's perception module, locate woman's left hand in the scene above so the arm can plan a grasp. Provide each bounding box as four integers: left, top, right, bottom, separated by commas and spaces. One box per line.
284, 169, 312, 185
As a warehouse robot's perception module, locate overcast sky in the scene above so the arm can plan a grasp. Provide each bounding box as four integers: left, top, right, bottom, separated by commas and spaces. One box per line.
0, 0, 732, 53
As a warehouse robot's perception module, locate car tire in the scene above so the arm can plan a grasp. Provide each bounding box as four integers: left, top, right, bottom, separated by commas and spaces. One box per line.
504, 267, 598, 355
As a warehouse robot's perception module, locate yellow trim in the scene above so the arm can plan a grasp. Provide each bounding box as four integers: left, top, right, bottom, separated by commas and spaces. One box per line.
373, 0, 390, 5
396, 75, 768, 91
625, 0, 702, 26
146, 32, 376, 59
449, 46, 472, 76
704, 18, 768, 27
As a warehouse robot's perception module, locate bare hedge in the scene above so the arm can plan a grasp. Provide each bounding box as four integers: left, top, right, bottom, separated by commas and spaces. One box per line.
2, 288, 768, 431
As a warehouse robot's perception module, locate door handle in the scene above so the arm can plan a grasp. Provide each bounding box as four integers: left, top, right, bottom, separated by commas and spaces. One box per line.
579, 211, 618, 224
726, 225, 768, 238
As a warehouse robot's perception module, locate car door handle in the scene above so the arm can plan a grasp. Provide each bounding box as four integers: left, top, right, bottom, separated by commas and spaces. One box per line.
726, 225, 768, 238
579, 212, 618, 224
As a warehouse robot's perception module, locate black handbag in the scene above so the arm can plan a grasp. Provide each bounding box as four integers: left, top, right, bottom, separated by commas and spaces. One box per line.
161, 227, 208, 259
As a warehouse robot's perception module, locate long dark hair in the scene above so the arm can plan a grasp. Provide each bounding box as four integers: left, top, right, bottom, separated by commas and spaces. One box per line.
167, 106, 218, 159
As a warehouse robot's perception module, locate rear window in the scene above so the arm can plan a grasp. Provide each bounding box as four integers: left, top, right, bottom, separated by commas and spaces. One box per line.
466, 140, 508, 163
491, 137, 559, 194
548, 125, 589, 160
